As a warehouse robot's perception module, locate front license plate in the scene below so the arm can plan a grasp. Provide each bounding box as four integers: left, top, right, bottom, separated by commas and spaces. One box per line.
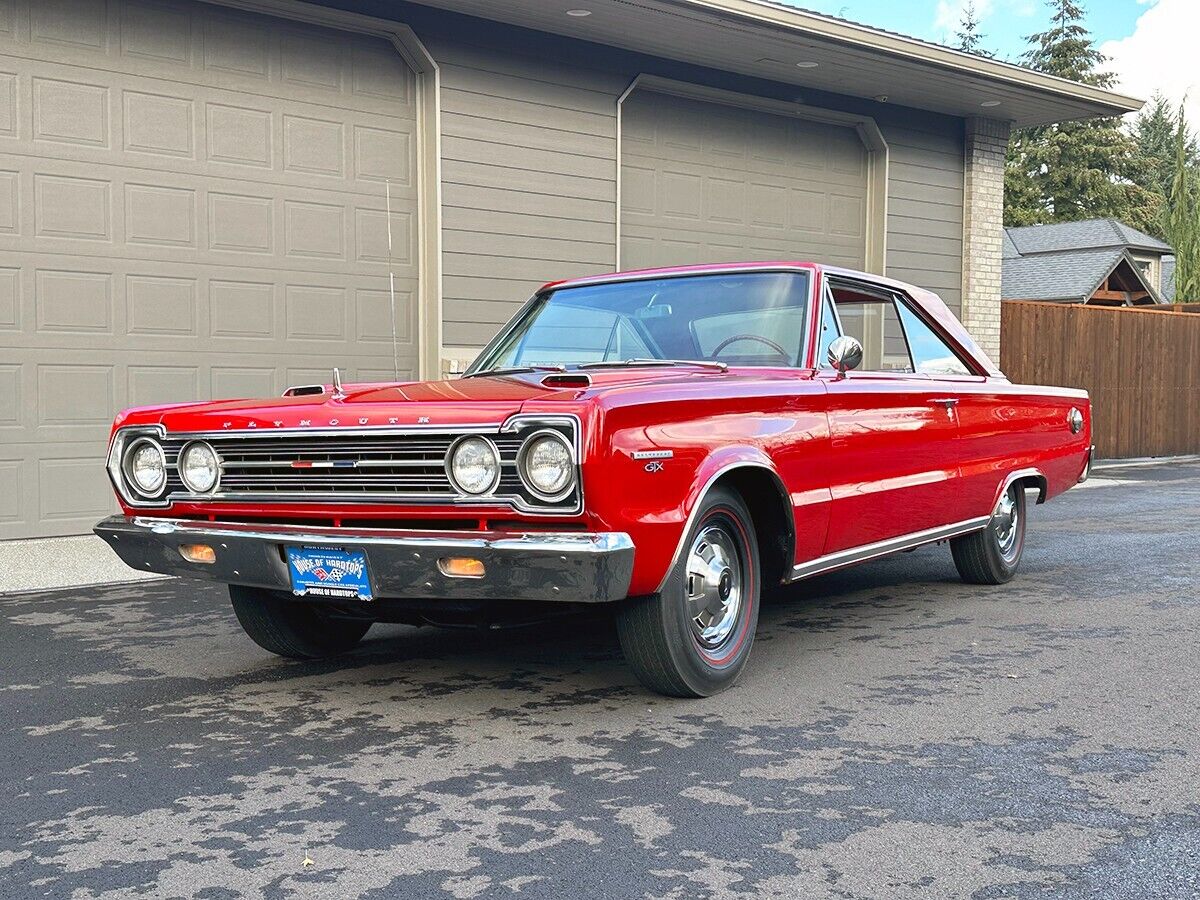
285, 546, 373, 601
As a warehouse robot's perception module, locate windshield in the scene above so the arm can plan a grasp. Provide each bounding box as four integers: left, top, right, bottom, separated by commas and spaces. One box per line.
470, 271, 813, 373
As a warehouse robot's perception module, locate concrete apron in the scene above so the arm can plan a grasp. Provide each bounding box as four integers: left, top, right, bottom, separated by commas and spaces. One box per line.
0, 535, 169, 597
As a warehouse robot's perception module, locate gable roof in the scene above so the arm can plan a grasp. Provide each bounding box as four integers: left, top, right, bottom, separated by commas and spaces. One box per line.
1005, 219, 1171, 257
1003, 247, 1126, 302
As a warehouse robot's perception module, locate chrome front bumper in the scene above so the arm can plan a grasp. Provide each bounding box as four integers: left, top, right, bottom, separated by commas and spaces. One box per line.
94, 516, 635, 603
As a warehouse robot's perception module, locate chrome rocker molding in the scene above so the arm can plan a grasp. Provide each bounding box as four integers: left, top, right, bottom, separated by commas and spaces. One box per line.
786, 516, 991, 582
94, 516, 634, 604
656, 465, 1050, 591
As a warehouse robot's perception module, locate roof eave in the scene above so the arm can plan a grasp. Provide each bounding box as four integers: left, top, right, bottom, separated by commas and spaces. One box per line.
674, 0, 1143, 121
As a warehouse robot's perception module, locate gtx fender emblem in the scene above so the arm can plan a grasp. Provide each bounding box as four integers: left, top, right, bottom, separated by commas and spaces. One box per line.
645, 461, 665, 473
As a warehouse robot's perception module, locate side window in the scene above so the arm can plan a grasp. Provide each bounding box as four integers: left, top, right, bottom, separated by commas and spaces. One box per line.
893, 300, 972, 376
829, 282, 914, 373
817, 288, 842, 367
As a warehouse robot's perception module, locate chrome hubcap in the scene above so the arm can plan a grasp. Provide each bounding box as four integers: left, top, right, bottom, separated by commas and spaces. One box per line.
686, 524, 743, 651
993, 487, 1020, 559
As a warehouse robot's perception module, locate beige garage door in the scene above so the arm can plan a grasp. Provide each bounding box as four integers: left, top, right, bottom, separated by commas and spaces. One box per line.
0, 0, 419, 538
621, 90, 868, 270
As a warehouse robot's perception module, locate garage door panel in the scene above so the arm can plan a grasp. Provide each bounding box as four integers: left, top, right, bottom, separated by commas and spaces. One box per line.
0, 0, 420, 538
0, 77, 413, 199
621, 90, 868, 272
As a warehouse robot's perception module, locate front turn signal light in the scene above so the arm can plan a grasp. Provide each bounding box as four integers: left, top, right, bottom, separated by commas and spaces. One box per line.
179, 543, 217, 565
438, 557, 486, 578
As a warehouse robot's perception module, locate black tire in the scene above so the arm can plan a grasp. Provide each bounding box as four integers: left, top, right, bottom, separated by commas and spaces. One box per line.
616, 485, 761, 697
229, 585, 371, 659
951, 482, 1027, 585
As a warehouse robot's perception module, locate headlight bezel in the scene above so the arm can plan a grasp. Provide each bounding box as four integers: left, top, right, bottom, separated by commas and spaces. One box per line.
121, 436, 168, 500
445, 434, 502, 497
179, 440, 221, 494
517, 428, 577, 502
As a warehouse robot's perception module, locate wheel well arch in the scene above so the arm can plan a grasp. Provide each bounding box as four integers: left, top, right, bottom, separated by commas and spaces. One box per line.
656, 461, 795, 594
1000, 468, 1047, 506
720, 466, 795, 588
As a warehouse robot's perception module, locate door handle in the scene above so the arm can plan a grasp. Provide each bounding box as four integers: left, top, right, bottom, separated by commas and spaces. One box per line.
929, 398, 959, 407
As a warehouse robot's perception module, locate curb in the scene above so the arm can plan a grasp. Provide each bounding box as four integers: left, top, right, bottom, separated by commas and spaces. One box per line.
1092, 454, 1200, 471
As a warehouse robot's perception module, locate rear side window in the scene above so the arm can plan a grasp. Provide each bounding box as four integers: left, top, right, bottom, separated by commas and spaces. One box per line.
893, 301, 972, 376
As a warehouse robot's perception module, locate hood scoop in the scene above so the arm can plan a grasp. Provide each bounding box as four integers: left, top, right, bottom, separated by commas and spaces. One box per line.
541, 372, 592, 388
282, 384, 325, 397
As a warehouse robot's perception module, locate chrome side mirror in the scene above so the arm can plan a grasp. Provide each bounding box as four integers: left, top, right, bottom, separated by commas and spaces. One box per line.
827, 336, 863, 374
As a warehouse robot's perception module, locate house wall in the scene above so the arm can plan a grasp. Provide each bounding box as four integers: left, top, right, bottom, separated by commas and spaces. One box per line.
961, 117, 1011, 362
344, 1, 967, 363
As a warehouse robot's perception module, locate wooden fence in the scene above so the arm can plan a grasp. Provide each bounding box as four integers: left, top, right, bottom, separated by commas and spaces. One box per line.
1000, 301, 1200, 459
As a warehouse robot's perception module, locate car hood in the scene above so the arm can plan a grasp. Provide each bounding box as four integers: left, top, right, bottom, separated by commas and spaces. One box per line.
123, 368, 772, 434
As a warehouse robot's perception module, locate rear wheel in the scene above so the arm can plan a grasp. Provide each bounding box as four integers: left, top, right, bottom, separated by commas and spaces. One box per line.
229, 585, 371, 659
951, 482, 1027, 585
617, 486, 760, 697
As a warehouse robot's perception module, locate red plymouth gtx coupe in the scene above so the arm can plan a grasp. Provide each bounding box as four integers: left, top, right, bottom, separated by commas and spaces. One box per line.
97, 263, 1092, 696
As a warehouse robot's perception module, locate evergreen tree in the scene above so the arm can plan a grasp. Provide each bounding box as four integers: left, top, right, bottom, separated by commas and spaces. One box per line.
1003, 0, 1158, 232
1161, 104, 1200, 301
955, 2, 991, 57
1133, 95, 1199, 206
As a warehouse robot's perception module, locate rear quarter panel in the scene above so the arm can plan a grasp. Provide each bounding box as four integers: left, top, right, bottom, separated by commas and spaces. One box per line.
954, 380, 1091, 513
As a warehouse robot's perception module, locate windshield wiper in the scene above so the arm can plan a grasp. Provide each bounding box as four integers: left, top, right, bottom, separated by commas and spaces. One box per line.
462, 364, 566, 379
578, 358, 729, 373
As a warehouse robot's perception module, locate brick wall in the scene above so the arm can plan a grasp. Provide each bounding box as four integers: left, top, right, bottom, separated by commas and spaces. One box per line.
961, 117, 1011, 364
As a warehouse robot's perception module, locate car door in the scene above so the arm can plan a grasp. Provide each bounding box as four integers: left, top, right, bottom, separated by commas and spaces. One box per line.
816, 278, 965, 554
890, 293, 999, 520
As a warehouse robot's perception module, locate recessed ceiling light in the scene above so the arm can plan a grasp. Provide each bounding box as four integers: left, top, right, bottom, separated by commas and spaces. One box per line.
980, 100, 1002, 108
566, 8, 592, 15
873, 94, 889, 103
795, 61, 819, 69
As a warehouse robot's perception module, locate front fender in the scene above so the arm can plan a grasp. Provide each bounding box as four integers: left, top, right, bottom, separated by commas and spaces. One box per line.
652, 449, 793, 593
592, 441, 788, 597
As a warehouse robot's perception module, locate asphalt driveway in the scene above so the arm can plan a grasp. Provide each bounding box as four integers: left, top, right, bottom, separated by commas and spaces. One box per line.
3, 463, 1199, 898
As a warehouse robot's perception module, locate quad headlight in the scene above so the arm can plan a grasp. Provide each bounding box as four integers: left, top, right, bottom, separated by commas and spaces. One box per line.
447, 435, 501, 495
122, 437, 167, 498
179, 441, 220, 493
518, 430, 575, 499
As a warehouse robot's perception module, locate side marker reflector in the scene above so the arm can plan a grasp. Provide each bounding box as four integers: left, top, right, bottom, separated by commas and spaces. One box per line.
438, 557, 486, 578
179, 544, 217, 564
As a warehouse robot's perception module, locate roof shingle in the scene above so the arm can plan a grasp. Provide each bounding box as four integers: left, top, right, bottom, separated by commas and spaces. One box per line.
1005, 219, 1171, 256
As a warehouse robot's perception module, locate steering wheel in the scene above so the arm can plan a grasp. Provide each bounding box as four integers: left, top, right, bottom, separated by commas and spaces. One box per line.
711, 333, 789, 359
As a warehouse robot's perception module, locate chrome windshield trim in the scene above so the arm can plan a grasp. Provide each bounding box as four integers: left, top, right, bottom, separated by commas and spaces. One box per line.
465, 266, 816, 376
546, 264, 817, 293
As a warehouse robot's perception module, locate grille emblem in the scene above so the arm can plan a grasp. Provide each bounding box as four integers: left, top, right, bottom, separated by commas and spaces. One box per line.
291, 460, 358, 469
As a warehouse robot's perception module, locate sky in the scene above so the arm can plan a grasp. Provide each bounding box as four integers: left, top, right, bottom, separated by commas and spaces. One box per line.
783, 0, 1200, 126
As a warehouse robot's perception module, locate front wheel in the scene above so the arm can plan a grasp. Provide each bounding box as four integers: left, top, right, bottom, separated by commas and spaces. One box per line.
951, 482, 1027, 585
616, 486, 760, 697
229, 585, 371, 659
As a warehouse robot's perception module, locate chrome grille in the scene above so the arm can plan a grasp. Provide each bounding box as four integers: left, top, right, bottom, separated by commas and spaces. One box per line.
153, 423, 578, 513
